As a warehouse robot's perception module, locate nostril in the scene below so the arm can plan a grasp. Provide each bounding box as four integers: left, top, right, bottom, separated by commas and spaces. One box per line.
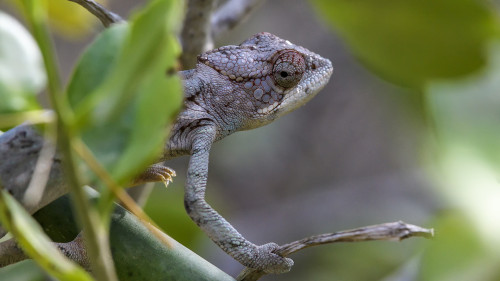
311, 62, 317, 70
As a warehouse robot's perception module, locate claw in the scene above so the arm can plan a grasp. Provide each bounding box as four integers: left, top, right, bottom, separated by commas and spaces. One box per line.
132, 164, 176, 187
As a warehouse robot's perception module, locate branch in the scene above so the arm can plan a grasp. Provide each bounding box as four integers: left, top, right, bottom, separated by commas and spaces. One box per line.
211, 0, 265, 39
237, 221, 434, 281
180, 0, 267, 68
180, 0, 218, 69
68, 0, 123, 27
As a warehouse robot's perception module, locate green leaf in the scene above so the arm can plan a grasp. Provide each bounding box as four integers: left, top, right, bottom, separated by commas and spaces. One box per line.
67, 0, 184, 184
32, 191, 237, 281
310, 0, 499, 88
66, 24, 128, 108
0, 11, 44, 113
0, 190, 93, 281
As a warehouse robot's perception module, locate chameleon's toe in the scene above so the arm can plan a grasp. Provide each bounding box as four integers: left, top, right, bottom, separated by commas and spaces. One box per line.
254, 242, 293, 274
133, 164, 176, 186
238, 242, 293, 274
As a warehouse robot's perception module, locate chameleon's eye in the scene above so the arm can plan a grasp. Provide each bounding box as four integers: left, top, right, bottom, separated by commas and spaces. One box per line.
273, 51, 305, 88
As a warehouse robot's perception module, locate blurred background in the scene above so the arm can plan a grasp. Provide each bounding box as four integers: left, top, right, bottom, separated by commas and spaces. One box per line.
2, 0, 500, 280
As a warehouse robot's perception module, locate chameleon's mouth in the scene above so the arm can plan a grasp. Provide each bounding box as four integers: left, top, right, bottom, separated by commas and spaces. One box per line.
275, 56, 333, 117
304, 58, 333, 95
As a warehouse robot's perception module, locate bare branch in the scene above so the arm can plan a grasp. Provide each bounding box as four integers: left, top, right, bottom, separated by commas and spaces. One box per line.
180, 0, 267, 68
180, 0, 218, 69
211, 0, 265, 39
68, 0, 123, 27
237, 221, 434, 281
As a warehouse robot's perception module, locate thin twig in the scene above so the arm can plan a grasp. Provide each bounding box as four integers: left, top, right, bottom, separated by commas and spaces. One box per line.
68, 0, 123, 27
237, 221, 434, 281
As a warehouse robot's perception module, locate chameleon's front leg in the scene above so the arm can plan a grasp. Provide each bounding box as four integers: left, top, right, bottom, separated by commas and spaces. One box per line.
185, 126, 293, 274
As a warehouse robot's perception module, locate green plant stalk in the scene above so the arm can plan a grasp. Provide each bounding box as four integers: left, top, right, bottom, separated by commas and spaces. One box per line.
20, 1, 117, 280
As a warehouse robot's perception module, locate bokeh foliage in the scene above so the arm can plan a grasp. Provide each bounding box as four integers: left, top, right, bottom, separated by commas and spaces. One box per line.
0, 11, 45, 114
311, 0, 499, 88
311, 0, 500, 280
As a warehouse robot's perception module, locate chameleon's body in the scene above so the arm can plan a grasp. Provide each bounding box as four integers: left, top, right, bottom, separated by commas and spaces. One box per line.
156, 32, 333, 273
0, 32, 332, 274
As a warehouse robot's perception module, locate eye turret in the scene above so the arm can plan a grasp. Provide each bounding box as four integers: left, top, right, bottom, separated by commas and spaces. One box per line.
272, 50, 305, 88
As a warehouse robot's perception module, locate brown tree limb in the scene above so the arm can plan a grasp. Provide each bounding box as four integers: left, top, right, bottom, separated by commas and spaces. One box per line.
237, 221, 434, 281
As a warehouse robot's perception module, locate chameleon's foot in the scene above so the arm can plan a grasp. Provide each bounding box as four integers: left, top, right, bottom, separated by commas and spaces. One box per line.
133, 164, 176, 187
245, 242, 293, 274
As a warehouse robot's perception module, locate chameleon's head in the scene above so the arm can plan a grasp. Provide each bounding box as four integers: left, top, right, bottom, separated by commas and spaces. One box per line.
198, 32, 333, 129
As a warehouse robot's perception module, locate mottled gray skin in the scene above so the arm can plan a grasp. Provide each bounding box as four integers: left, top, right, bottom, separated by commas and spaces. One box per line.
161, 32, 333, 273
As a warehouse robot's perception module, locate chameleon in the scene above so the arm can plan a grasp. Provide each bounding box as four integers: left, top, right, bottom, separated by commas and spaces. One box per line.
0, 32, 333, 274
138, 32, 333, 273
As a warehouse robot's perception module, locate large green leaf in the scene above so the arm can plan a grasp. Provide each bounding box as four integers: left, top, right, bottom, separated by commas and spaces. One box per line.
0, 11, 45, 113
310, 0, 499, 88
67, 0, 184, 185
0, 190, 93, 281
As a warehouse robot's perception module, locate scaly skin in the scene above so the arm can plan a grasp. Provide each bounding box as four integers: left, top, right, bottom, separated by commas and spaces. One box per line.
158, 32, 333, 273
